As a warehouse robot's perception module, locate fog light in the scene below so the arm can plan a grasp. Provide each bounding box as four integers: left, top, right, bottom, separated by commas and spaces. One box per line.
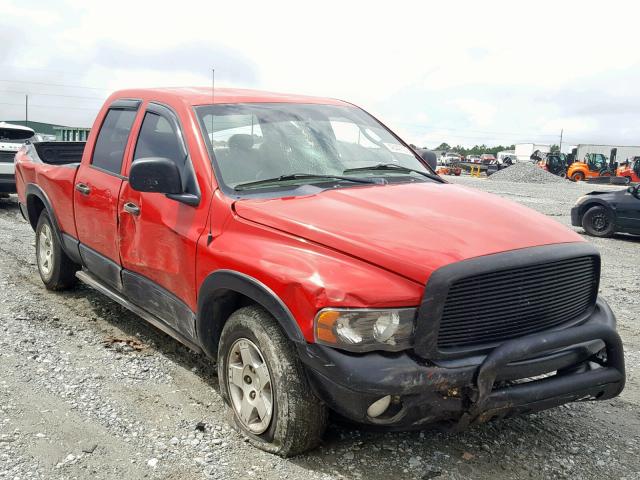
367, 395, 391, 418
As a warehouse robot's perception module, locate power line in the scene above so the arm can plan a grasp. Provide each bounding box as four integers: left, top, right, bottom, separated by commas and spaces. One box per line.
0, 101, 98, 111
0, 89, 105, 100
0, 79, 111, 91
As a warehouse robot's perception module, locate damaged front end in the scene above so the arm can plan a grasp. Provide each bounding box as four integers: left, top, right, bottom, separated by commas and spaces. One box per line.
297, 243, 626, 430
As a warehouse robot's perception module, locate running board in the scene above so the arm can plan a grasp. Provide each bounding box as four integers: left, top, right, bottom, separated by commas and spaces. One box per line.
76, 270, 203, 354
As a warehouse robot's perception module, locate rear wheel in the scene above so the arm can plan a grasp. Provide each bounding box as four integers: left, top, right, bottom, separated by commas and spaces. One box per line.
218, 305, 327, 457
571, 171, 585, 182
582, 206, 615, 238
35, 211, 78, 290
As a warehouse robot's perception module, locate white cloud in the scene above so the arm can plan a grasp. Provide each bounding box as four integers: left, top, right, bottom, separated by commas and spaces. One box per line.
1, 0, 639, 146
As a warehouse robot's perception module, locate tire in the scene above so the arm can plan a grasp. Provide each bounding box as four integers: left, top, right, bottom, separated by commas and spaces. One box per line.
218, 305, 327, 457
582, 206, 615, 238
35, 211, 79, 290
623, 176, 631, 185
571, 171, 585, 182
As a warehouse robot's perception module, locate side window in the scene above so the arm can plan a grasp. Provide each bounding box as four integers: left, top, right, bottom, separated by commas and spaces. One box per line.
133, 110, 197, 195
91, 108, 137, 174
133, 112, 185, 168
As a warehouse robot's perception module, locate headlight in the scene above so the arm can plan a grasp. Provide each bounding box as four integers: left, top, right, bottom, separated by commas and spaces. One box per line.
314, 308, 416, 352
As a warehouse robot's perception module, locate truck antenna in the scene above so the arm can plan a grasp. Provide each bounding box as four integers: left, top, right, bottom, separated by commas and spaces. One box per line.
207, 68, 215, 246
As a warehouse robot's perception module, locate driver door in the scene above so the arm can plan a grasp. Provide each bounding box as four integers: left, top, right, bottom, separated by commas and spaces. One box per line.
118, 102, 204, 339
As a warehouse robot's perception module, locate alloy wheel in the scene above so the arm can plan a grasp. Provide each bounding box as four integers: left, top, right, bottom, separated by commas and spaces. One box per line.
227, 338, 273, 434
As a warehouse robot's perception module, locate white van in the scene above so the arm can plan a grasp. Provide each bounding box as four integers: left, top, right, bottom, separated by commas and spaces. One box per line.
0, 122, 35, 195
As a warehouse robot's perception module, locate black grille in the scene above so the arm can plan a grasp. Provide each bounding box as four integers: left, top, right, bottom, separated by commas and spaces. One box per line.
0, 151, 15, 163
437, 256, 598, 350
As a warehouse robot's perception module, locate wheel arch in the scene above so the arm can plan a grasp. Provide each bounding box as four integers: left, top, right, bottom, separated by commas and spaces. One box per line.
196, 270, 305, 358
25, 183, 54, 232
25, 183, 82, 265
579, 200, 614, 220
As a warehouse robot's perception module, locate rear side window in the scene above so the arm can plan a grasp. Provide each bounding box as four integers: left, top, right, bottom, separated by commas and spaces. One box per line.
91, 108, 137, 174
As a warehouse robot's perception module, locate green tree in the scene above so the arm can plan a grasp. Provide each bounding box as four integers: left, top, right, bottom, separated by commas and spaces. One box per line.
550, 144, 560, 153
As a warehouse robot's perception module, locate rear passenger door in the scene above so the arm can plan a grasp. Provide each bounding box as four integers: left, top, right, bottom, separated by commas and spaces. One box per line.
74, 100, 140, 290
117, 103, 202, 339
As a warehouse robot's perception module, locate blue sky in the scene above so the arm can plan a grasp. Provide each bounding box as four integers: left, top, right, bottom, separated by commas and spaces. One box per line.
1, 0, 639, 149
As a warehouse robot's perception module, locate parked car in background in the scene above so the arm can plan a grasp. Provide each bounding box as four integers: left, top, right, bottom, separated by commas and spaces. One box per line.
0, 122, 34, 196
15, 87, 626, 456
480, 153, 496, 164
496, 151, 517, 164
572, 185, 640, 237
466, 154, 481, 163
439, 152, 461, 166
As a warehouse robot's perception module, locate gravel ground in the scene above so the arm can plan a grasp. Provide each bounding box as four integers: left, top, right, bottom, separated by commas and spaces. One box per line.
1, 177, 639, 480
488, 162, 568, 184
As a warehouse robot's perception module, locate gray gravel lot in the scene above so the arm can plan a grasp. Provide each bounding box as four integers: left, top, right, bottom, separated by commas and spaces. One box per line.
1, 175, 639, 479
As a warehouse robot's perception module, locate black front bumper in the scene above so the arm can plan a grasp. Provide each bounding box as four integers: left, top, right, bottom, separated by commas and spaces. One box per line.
298, 297, 625, 429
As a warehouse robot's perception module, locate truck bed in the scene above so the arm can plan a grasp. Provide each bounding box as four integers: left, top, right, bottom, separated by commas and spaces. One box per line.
29, 141, 85, 165
15, 142, 85, 238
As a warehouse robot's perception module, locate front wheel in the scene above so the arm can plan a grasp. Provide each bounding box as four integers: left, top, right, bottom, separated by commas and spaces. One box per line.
582, 206, 615, 238
218, 305, 327, 457
571, 171, 585, 182
35, 211, 78, 290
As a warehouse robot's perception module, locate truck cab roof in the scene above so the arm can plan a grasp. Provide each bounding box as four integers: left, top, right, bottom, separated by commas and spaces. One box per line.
108, 87, 349, 107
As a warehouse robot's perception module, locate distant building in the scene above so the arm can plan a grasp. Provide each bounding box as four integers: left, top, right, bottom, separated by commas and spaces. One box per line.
53, 126, 90, 141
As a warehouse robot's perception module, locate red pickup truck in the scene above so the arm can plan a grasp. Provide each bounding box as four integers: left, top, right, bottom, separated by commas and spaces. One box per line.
15, 88, 625, 456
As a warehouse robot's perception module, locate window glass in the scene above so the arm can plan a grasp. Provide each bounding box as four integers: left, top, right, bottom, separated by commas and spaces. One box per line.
133, 110, 197, 195
196, 103, 426, 190
91, 108, 137, 174
133, 112, 185, 168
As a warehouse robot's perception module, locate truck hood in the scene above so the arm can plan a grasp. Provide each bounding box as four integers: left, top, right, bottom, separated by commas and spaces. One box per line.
234, 182, 583, 284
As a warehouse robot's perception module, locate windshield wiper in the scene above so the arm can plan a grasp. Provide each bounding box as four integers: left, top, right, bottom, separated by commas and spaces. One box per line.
234, 173, 377, 191
343, 163, 443, 182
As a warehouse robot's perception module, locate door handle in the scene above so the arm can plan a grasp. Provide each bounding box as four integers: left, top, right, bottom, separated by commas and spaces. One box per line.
75, 182, 91, 195
123, 202, 140, 216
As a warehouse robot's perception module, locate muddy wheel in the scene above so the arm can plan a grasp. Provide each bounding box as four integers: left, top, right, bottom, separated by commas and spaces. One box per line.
571, 171, 585, 182
582, 206, 615, 238
218, 305, 327, 457
35, 211, 78, 290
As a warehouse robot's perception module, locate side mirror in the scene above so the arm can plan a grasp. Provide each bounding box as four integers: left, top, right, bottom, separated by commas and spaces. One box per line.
129, 157, 182, 194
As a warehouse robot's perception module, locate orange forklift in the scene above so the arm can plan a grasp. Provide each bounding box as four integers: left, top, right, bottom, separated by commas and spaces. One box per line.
566, 153, 614, 181
617, 156, 640, 184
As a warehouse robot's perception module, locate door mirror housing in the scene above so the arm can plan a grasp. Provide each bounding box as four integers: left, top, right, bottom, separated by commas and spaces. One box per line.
129, 157, 182, 194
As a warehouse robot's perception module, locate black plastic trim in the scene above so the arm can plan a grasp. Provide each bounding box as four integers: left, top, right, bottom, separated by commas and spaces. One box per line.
121, 269, 196, 341
76, 270, 202, 353
197, 270, 304, 357
78, 243, 122, 291
61, 233, 82, 265
110, 99, 142, 110
415, 242, 601, 360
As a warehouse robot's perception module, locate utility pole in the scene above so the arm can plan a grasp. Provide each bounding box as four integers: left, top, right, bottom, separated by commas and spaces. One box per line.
559, 128, 563, 153
25, 94, 29, 128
